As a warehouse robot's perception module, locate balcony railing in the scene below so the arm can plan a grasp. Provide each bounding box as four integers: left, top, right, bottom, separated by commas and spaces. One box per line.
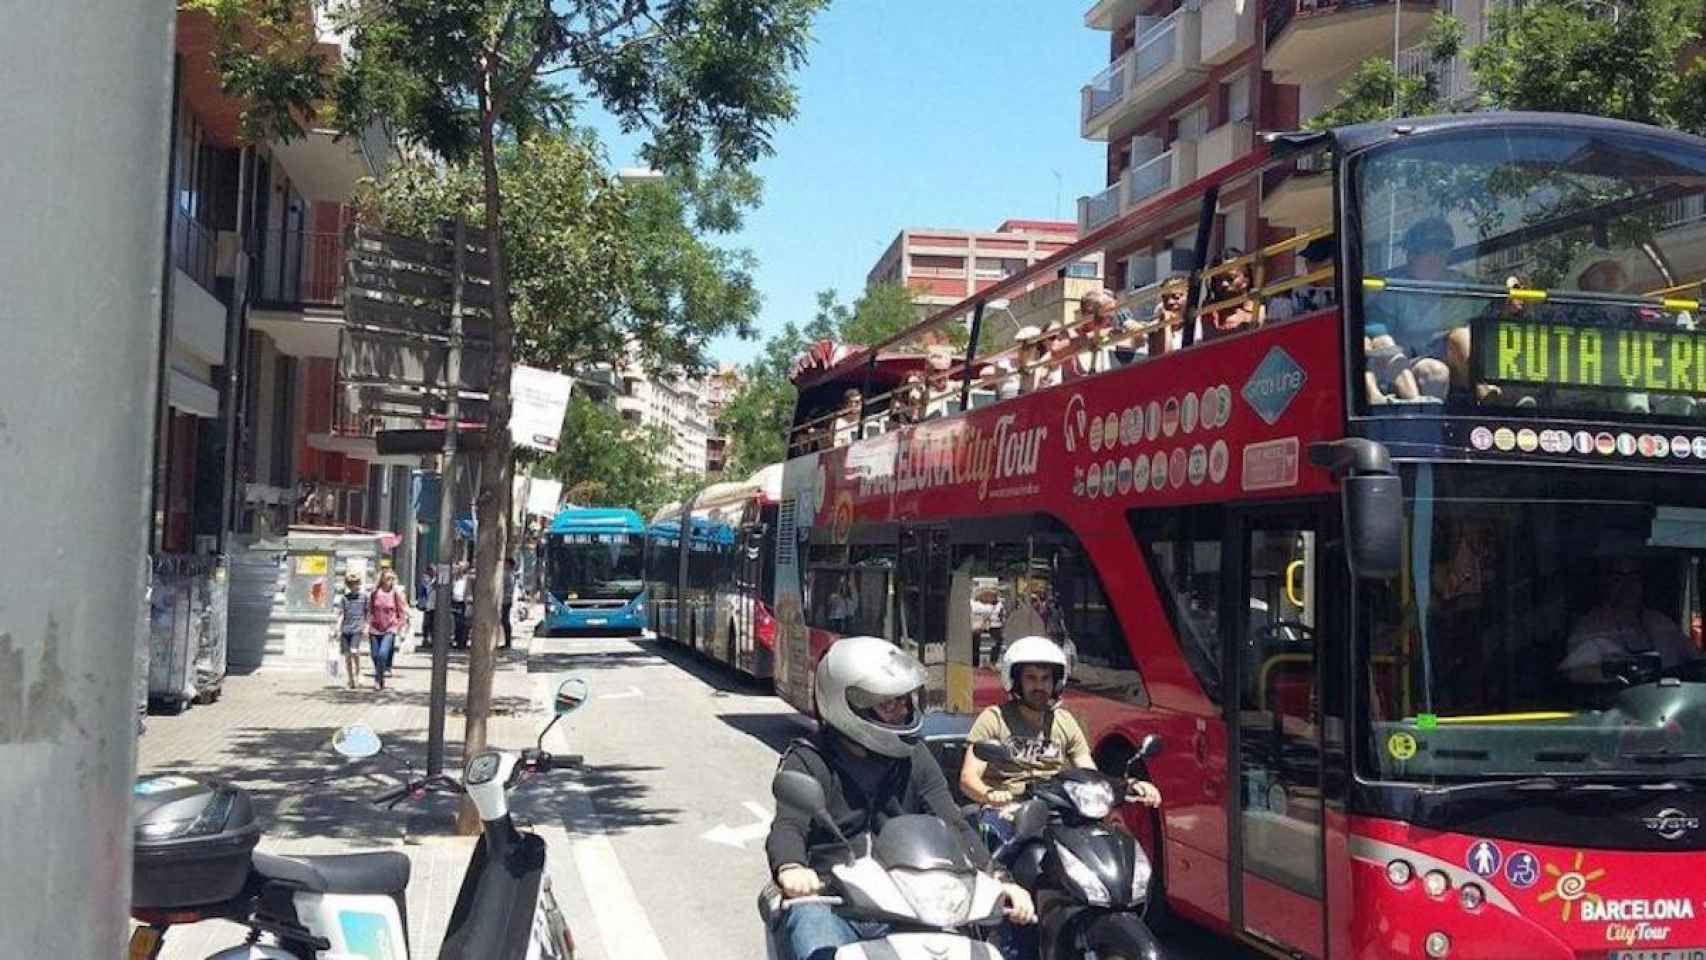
1085, 52, 1129, 122
1084, 180, 1124, 231
1132, 9, 1183, 85
1129, 149, 1177, 204
1267, 0, 1390, 45
254, 229, 345, 308
1396, 42, 1470, 103
172, 207, 218, 294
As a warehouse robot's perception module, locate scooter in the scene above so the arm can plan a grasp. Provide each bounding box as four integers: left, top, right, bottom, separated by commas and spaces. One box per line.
972, 734, 1166, 960
128, 677, 590, 960
758, 769, 1010, 960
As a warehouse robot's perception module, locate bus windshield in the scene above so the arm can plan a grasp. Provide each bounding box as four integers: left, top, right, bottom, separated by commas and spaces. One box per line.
1361, 464, 1706, 784
1352, 127, 1706, 419
545, 533, 645, 601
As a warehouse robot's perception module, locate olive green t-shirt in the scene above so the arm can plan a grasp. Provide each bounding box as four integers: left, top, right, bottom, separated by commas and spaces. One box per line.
967, 701, 1092, 795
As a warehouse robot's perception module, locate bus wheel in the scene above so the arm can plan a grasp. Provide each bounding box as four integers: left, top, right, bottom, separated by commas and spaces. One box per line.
1099, 741, 1172, 935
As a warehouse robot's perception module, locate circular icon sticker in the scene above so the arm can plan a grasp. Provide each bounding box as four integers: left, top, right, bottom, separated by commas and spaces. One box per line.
1673, 436, 1691, 458
1121, 408, 1140, 446
1653, 435, 1670, 459
1575, 431, 1594, 455
1517, 428, 1538, 453
1089, 417, 1103, 452
1209, 439, 1230, 483
1539, 430, 1562, 454
1151, 451, 1169, 491
1103, 413, 1119, 450
1387, 732, 1418, 761
1168, 448, 1188, 489
1133, 452, 1151, 492
1217, 385, 1233, 427
1470, 426, 1494, 451
1505, 851, 1541, 890
1181, 391, 1200, 434
1103, 460, 1117, 496
1162, 397, 1180, 437
1639, 434, 1657, 458
1207, 387, 1225, 429
1618, 433, 1638, 457
1466, 840, 1503, 879
1597, 432, 1617, 455
1087, 461, 1102, 498
1146, 401, 1162, 441
1188, 444, 1208, 486
1494, 427, 1517, 452
1117, 457, 1133, 494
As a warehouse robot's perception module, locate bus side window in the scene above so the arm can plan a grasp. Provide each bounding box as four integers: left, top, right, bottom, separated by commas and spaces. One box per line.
1132, 508, 1225, 706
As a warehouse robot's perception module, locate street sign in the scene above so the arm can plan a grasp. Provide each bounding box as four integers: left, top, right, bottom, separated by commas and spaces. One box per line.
510, 365, 574, 452
339, 326, 492, 394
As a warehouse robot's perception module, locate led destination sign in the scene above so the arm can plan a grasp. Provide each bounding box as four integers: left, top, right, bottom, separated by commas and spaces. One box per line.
1473, 318, 1706, 395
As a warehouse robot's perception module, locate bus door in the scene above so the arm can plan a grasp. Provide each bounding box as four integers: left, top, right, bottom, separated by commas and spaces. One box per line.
897, 524, 950, 711
1229, 508, 1326, 957
732, 519, 765, 667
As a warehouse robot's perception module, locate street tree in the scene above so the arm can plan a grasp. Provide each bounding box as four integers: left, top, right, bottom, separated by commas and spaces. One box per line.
542, 395, 695, 518
187, 0, 825, 779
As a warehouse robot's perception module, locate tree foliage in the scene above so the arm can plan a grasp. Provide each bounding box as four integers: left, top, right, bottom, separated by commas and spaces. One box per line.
540, 395, 697, 518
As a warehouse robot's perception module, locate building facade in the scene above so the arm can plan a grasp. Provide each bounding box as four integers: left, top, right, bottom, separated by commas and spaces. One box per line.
866, 220, 1104, 319
1074, 0, 1493, 301
606, 364, 737, 477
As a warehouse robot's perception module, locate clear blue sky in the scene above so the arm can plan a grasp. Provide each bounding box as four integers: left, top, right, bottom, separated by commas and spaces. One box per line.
586, 1, 1108, 368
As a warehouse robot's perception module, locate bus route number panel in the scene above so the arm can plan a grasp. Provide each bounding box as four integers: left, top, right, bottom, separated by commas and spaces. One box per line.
1472, 315, 1706, 397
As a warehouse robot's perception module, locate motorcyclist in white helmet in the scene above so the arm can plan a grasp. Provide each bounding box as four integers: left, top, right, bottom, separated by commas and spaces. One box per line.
959, 635, 1162, 848
765, 636, 1036, 960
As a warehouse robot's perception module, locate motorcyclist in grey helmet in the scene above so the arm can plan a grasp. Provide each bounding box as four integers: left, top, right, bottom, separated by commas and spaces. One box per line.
764, 636, 1036, 960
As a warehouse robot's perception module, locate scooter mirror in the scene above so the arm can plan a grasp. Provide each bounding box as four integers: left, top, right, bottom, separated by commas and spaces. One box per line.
332, 724, 382, 759
773, 769, 829, 818
1137, 734, 1163, 762
554, 677, 590, 715
972, 739, 1014, 764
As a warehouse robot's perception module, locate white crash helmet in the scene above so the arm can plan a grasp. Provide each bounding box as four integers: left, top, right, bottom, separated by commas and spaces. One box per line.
814, 636, 927, 758
999, 635, 1070, 701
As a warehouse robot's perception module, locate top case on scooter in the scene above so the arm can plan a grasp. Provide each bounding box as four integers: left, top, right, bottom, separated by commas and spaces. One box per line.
835, 933, 1003, 959
132, 775, 263, 909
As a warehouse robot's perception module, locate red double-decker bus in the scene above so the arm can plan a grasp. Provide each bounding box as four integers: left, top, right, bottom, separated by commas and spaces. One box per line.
768, 113, 1706, 958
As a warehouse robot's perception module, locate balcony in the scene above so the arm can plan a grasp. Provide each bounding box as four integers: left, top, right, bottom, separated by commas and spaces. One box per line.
1265, 0, 1436, 86
172, 207, 219, 295
1077, 141, 1199, 235
1197, 120, 1254, 175
1085, 0, 1144, 29
248, 229, 346, 358
1261, 154, 1334, 230
1081, 6, 1206, 141
1395, 41, 1472, 104
1200, 0, 1255, 65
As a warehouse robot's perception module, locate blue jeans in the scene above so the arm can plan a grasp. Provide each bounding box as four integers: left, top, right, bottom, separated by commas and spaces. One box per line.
369, 631, 397, 683
778, 903, 888, 960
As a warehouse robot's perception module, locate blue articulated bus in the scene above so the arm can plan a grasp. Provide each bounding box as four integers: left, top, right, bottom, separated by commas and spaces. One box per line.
538, 507, 648, 635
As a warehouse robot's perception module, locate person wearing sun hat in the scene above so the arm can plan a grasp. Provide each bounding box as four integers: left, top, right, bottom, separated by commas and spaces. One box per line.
330, 571, 368, 690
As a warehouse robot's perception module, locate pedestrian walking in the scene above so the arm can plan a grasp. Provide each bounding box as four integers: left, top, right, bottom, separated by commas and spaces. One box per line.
502, 557, 517, 649
367, 568, 410, 689
418, 564, 437, 649
451, 561, 472, 649
330, 572, 368, 690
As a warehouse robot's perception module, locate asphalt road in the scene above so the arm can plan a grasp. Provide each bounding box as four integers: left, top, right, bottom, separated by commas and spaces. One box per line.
535, 634, 1259, 960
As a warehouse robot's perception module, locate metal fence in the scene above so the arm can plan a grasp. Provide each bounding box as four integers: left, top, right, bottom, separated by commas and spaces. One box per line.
172, 206, 218, 292
255, 228, 346, 307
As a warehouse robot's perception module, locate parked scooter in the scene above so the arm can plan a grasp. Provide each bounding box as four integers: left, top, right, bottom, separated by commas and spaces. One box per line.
758, 769, 1010, 960
127, 677, 591, 960
972, 734, 1165, 960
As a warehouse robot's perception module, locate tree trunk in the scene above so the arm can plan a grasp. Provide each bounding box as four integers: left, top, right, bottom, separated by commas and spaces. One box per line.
458, 94, 514, 835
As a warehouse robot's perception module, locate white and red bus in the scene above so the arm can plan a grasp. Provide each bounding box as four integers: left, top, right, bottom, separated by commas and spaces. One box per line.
767, 113, 1706, 958
646, 464, 782, 678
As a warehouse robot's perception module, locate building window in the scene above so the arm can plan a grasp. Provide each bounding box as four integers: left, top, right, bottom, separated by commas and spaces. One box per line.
975, 257, 1027, 278
1172, 101, 1209, 144
1065, 260, 1100, 279
910, 254, 966, 278
1224, 72, 1252, 124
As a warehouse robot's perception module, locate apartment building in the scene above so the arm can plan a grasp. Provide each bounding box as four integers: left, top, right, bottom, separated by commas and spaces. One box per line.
153, 3, 396, 680
867, 220, 1103, 319
609, 366, 729, 476
1075, 0, 1484, 295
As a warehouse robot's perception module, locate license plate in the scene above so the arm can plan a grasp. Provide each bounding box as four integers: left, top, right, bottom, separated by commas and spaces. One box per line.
1610, 949, 1706, 960
585, 618, 606, 625
128, 927, 164, 960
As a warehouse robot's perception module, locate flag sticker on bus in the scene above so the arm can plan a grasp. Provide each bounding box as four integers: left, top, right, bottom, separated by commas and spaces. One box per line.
1243, 347, 1308, 425
1242, 437, 1301, 491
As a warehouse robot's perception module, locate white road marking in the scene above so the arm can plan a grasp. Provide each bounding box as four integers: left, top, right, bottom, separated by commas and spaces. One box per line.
702, 800, 774, 849
598, 686, 644, 700
546, 717, 670, 960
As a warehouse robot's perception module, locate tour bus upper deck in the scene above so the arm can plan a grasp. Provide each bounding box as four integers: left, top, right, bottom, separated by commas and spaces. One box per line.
776, 115, 1706, 959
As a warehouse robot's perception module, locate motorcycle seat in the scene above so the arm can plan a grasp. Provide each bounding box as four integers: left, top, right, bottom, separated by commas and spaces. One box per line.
251, 850, 412, 895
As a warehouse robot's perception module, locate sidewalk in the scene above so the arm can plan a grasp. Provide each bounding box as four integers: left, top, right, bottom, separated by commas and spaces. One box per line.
135, 614, 562, 959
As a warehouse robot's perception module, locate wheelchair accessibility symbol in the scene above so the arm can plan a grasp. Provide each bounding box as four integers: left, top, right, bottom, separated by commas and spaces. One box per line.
1505, 850, 1540, 890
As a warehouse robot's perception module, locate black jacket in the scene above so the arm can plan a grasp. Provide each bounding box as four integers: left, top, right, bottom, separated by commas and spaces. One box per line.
764, 731, 992, 878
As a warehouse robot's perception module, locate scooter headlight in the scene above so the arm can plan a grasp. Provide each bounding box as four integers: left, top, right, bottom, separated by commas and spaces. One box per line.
1056, 844, 1112, 906
1062, 778, 1116, 820
890, 868, 975, 927
1130, 848, 1153, 904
